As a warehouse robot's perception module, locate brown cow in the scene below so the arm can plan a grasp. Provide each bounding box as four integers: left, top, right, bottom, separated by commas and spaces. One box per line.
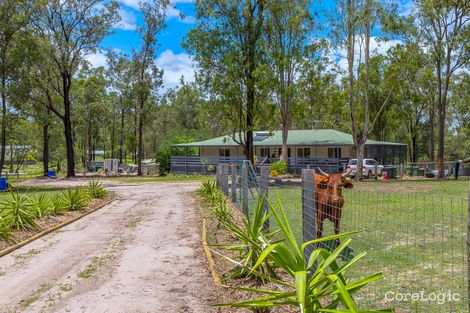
314, 168, 353, 246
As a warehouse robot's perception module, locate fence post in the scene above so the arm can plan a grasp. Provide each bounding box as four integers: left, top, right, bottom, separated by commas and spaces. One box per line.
242, 162, 249, 214
374, 163, 378, 180
231, 164, 237, 203
260, 165, 270, 229
467, 188, 470, 312
222, 164, 229, 195
302, 168, 316, 261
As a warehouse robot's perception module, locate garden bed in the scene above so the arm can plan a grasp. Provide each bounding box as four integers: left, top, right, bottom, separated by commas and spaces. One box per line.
0, 196, 114, 253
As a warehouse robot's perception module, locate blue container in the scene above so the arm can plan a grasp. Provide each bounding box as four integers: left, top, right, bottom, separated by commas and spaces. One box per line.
47, 170, 56, 177
0, 178, 7, 191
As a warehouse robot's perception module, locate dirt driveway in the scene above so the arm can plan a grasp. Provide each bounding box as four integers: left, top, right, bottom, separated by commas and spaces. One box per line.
0, 181, 216, 313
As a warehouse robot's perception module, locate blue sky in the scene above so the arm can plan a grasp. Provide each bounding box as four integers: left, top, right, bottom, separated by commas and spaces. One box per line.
86, 0, 413, 90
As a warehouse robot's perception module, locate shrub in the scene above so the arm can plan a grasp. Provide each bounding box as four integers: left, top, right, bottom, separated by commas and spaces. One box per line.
30, 193, 53, 218
216, 199, 389, 312
0, 216, 11, 241
0, 192, 37, 230
219, 199, 280, 281
269, 160, 286, 176
87, 180, 107, 199
50, 194, 65, 214
61, 189, 90, 211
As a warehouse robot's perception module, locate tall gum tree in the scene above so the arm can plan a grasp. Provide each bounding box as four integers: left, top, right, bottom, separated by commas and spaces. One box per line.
265, 0, 313, 162
185, 0, 267, 164
413, 0, 469, 178
132, 0, 167, 176
36, 0, 118, 177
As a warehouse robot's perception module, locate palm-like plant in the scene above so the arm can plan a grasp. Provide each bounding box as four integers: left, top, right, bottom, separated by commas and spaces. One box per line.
0, 192, 37, 230
216, 199, 392, 312
218, 199, 280, 281
61, 189, 90, 211
87, 180, 107, 198
0, 216, 11, 241
30, 193, 53, 218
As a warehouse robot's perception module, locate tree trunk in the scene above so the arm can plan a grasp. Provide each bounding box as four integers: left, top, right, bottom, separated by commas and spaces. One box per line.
429, 102, 435, 162
0, 74, 7, 177
356, 139, 366, 181
412, 133, 417, 163
120, 107, 124, 164
137, 99, 144, 176
281, 119, 288, 163
43, 123, 50, 176
111, 110, 116, 159
436, 59, 444, 178
63, 72, 75, 177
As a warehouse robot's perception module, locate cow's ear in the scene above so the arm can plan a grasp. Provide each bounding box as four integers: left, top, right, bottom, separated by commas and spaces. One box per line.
343, 181, 354, 189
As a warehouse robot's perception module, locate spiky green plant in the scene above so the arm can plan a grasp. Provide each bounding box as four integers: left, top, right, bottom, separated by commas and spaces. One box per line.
50, 194, 65, 214
217, 198, 280, 281
30, 193, 53, 218
87, 180, 107, 199
0, 216, 11, 241
215, 198, 391, 312
0, 192, 37, 230
61, 189, 90, 211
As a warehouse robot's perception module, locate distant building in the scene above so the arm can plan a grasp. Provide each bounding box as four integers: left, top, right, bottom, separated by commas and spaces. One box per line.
170, 129, 407, 174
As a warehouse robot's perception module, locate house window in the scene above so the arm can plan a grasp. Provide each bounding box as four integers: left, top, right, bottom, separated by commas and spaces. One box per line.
219, 148, 230, 157
297, 147, 311, 158
328, 147, 342, 158
260, 148, 270, 157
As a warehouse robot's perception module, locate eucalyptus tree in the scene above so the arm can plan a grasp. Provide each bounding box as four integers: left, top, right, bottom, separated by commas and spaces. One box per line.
35, 0, 119, 177
332, 0, 400, 180
106, 51, 133, 163
412, 0, 469, 178
132, 0, 167, 176
185, 0, 267, 164
265, 0, 313, 162
0, 0, 37, 176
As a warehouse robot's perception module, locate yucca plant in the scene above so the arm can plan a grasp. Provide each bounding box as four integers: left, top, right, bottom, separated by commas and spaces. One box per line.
0, 192, 37, 230
0, 216, 11, 241
61, 188, 90, 211
87, 180, 107, 199
30, 193, 53, 218
216, 198, 392, 313
217, 198, 280, 281
50, 194, 65, 214
198, 180, 221, 204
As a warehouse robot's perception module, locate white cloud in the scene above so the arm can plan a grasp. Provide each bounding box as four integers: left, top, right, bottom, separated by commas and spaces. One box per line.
117, 0, 195, 24
155, 49, 195, 89
85, 51, 107, 68
115, 9, 138, 30
330, 37, 403, 73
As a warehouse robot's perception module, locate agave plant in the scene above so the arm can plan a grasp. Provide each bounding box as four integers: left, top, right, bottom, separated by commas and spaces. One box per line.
61, 188, 90, 211
30, 193, 53, 218
0, 216, 11, 241
50, 194, 65, 214
217, 198, 280, 281
87, 180, 107, 199
216, 198, 392, 313
0, 192, 37, 230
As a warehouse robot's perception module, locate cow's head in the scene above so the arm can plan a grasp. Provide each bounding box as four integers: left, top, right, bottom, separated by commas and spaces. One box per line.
316, 168, 354, 208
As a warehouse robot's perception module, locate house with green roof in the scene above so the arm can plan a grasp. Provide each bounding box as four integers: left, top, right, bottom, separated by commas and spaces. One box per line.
170, 129, 407, 174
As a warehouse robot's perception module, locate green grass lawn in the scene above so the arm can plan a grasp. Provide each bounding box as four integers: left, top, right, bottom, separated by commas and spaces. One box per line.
242, 178, 469, 312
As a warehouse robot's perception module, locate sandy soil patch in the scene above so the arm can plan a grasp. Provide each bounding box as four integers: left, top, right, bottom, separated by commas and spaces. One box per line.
0, 182, 217, 313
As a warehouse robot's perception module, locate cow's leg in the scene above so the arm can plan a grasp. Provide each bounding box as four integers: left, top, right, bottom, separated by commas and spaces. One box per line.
316, 210, 324, 241
333, 208, 342, 247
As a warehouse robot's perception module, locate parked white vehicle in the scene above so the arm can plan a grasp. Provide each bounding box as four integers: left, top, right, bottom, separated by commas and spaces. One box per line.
347, 159, 384, 178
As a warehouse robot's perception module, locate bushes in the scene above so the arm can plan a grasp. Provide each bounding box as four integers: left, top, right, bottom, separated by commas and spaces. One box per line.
87, 180, 107, 199
269, 160, 286, 177
0, 181, 109, 241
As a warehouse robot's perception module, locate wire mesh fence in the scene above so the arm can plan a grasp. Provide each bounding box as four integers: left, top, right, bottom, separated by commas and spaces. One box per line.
216, 161, 470, 312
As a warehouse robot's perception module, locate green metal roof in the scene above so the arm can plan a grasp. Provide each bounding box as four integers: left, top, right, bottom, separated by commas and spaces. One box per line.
172, 129, 406, 147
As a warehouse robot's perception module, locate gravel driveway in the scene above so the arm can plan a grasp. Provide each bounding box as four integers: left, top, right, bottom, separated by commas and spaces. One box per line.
0, 181, 216, 313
